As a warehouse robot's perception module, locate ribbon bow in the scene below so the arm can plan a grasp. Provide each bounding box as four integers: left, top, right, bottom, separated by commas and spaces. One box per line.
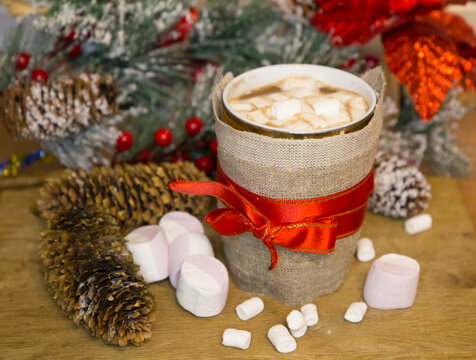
169, 165, 374, 270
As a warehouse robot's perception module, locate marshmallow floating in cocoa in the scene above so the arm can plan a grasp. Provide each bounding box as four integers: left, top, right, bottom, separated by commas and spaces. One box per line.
311, 98, 341, 117
267, 324, 297, 353
222, 329, 251, 350
300, 303, 318, 326
363, 253, 420, 310
168, 233, 214, 288
344, 302, 367, 323
356, 237, 375, 262
125, 225, 169, 283
176, 255, 229, 317
236, 297, 264, 321
271, 99, 301, 121
405, 214, 432, 235
158, 211, 204, 245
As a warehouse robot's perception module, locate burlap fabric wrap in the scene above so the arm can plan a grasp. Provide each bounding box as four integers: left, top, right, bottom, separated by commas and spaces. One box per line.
213, 67, 386, 306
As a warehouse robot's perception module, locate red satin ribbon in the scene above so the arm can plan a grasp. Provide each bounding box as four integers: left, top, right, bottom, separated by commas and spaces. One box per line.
169, 165, 374, 270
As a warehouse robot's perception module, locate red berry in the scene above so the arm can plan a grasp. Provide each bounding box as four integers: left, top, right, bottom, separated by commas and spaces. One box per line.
209, 138, 217, 156
116, 131, 133, 152
365, 55, 379, 69
191, 66, 203, 83
138, 150, 150, 162
154, 128, 173, 147
31, 69, 48, 83
185, 117, 203, 136
172, 150, 190, 163
340, 58, 355, 70
69, 44, 81, 57
195, 155, 214, 174
65, 30, 75, 43
15, 53, 30, 70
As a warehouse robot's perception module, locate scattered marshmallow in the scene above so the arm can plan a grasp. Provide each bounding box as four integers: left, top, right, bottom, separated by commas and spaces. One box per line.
159, 211, 204, 245
283, 120, 314, 131
168, 233, 214, 288
363, 253, 420, 310
344, 302, 367, 323
311, 98, 340, 117
222, 329, 251, 350
286, 309, 307, 338
176, 255, 229, 317
300, 304, 318, 326
267, 324, 297, 354
405, 214, 432, 235
356, 237, 375, 262
271, 99, 301, 121
236, 297, 264, 321
125, 225, 169, 283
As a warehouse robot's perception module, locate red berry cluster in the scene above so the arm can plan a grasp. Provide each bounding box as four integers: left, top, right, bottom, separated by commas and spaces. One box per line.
116, 116, 218, 175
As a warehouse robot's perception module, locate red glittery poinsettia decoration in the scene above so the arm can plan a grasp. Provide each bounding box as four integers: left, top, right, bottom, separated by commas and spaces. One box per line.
311, 0, 476, 120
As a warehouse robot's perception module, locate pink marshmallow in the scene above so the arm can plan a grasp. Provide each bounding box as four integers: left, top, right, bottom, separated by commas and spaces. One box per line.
158, 211, 205, 245
176, 255, 229, 317
168, 233, 214, 288
125, 225, 169, 283
363, 253, 420, 310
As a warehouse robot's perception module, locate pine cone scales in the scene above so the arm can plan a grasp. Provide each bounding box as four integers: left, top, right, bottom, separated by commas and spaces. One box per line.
38, 161, 210, 234
0, 74, 118, 140
39, 205, 154, 346
368, 151, 432, 218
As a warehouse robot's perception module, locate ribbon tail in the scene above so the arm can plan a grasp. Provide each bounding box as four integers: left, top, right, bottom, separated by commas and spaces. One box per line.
205, 208, 253, 236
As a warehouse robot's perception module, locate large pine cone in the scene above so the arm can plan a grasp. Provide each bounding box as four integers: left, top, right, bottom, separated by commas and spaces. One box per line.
39, 205, 154, 346
38, 161, 210, 234
368, 151, 431, 219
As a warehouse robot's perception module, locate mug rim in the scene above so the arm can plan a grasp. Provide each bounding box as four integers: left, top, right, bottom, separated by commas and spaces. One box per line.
221, 64, 377, 136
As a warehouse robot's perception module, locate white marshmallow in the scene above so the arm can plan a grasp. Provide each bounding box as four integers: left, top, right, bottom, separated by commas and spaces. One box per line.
271, 99, 301, 121
267, 93, 288, 101
351, 108, 367, 121
300, 303, 318, 326
168, 233, 214, 288
299, 112, 328, 129
176, 255, 229, 317
290, 322, 307, 338
350, 96, 368, 110
267, 324, 297, 354
279, 77, 316, 90
222, 329, 251, 350
344, 302, 368, 323
229, 101, 253, 112
363, 253, 420, 310
284, 120, 314, 131
125, 225, 169, 283
236, 297, 264, 321
356, 237, 375, 262
246, 109, 269, 125
248, 97, 271, 109
287, 87, 315, 98
405, 214, 432, 235
323, 111, 350, 125
286, 309, 305, 331
159, 211, 204, 245
311, 98, 341, 117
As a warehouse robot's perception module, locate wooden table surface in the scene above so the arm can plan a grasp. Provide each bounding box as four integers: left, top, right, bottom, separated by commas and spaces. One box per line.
0, 174, 475, 359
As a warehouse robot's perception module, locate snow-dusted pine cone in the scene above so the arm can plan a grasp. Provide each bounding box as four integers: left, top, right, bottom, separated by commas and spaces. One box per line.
368, 150, 431, 219
0, 74, 118, 140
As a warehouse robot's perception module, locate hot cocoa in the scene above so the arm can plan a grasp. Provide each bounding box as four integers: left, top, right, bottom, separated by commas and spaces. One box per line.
228, 75, 369, 131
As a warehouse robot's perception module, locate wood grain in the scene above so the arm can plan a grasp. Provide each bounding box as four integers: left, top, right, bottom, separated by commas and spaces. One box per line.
0, 176, 475, 359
